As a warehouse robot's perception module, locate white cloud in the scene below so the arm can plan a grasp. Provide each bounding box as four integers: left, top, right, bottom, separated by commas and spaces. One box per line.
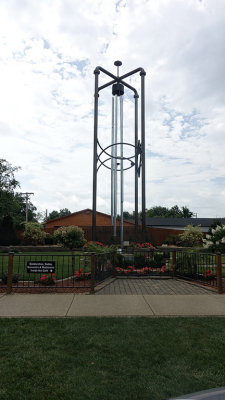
1, 0, 225, 219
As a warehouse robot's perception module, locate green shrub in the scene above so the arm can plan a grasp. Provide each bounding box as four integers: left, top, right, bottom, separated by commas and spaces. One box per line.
44, 234, 54, 245
153, 253, 165, 268
53, 226, 86, 250
0, 215, 19, 245
179, 225, 203, 247
164, 234, 180, 246
23, 222, 47, 245
175, 253, 198, 276
1, 271, 20, 284
134, 254, 146, 268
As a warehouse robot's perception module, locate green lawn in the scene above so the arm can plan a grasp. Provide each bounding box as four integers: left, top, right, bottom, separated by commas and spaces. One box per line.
0, 317, 225, 400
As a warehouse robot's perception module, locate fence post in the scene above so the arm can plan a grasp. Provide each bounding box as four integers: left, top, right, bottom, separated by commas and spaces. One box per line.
172, 250, 176, 278
90, 253, 95, 294
7, 251, 14, 294
112, 251, 116, 277
71, 250, 75, 274
216, 253, 223, 294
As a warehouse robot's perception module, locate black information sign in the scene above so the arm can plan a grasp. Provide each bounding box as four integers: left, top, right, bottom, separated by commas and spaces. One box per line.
27, 261, 55, 274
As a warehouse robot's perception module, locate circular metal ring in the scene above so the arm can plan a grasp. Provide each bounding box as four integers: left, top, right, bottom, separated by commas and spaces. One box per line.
97, 140, 136, 161
97, 156, 135, 172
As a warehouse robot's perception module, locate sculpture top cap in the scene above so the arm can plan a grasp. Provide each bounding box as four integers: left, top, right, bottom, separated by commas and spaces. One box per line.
114, 60, 122, 66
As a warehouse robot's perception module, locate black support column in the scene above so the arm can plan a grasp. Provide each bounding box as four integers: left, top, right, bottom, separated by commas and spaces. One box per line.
92, 68, 100, 241
140, 71, 146, 233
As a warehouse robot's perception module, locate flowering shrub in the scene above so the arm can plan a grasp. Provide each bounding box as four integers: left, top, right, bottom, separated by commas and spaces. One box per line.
202, 269, 216, 281
203, 224, 225, 253
131, 242, 156, 249
73, 269, 91, 281
179, 225, 203, 247
83, 241, 105, 252
95, 241, 104, 246
83, 241, 116, 254
53, 226, 86, 249
23, 222, 47, 245
39, 274, 56, 285
115, 265, 169, 275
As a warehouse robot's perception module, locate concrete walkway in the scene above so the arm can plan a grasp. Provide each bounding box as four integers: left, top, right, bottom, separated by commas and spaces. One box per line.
0, 292, 225, 317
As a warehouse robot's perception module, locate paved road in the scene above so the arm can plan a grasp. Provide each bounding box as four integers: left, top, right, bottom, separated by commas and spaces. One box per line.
95, 277, 215, 295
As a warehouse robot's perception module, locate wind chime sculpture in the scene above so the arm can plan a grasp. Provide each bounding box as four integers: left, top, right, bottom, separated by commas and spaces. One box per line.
92, 61, 146, 245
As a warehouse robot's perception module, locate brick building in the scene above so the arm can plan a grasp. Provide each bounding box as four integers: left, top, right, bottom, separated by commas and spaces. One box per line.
45, 208, 143, 243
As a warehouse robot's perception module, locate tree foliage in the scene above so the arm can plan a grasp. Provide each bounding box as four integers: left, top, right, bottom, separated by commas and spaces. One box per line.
146, 205, 193, 218
0, 159, 20, 192
0, 215, 18, 245
122, 205, 194, 220
0, 159, 37, 228
46, 208, 71, 221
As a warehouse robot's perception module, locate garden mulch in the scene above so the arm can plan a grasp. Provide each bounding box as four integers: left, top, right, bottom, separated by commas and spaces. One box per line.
0, 278, 91, 294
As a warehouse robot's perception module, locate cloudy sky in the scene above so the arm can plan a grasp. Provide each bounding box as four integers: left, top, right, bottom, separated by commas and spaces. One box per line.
1, 0, 225, 218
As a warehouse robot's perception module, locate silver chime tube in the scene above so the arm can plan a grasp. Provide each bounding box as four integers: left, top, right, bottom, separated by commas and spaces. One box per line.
113, 94, 118, 237
111, 96, 114, 225
120, 95, 124, 246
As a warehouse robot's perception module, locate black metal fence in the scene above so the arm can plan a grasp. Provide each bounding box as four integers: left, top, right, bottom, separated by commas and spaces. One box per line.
94, 252, 114, 283
0, 251, 115, 293
114, 248, 171, 277
0, 249, 224, 294
113, 248, 224, 293
174, 250, 224, 293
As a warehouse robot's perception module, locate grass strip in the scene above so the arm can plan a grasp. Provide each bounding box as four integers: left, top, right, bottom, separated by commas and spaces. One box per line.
0, 317, 225, 400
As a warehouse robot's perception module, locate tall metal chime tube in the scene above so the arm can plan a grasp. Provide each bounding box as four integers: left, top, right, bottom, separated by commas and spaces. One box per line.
113, 94, 118, 238
111, 96, 114, 225
120, 95, 124, 246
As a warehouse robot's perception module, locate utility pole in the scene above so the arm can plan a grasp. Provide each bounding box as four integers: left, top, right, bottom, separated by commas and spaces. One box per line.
21, 192, 34, 223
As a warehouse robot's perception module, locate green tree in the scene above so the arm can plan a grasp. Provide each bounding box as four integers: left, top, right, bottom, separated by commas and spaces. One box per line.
0, 159, 37, 227
0, 215, 18, 245
46, 208, 71, 221
121, 206, 194, 221
145, 205, 193, 218
146, 206, 170, 218
0, 159, 20, 192
181, 206, 194, 218
13, 193, 37, 227
0, 159, 20, 220
123, 211, 134, 220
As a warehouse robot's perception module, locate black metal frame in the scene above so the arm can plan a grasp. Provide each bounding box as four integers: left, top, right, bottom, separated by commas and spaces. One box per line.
92, 62, 146, 241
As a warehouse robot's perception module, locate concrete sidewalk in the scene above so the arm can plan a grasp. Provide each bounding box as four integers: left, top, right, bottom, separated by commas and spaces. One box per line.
0, 293, 225, 317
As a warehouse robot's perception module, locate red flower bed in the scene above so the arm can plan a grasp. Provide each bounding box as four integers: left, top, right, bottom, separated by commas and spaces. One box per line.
73, 269, 91, 281
130, 242, 156, 249
115, 265, 169, 275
